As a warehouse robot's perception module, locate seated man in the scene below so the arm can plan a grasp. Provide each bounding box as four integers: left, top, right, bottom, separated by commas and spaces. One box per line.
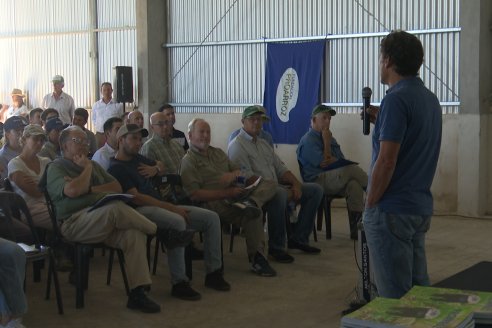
140, 112, 183, 176
108, 124, 230, 299
141, 112, 206, 259
0, 238, 27, 328
0, 116, 27, 183
92, 117, 123, 170
227, 112, 274, 147
40, 108, 59, 127
181, 118, 278, 277
29, 108, 43, 126
39, 118, 64, 161
5, 89, 28, 120
228, 105, 324, 259
45, 125, 169, 313
297, 104, 368, 240
127, 110, 144, 128
72, 108, 97, 156
157, 104, 189, 150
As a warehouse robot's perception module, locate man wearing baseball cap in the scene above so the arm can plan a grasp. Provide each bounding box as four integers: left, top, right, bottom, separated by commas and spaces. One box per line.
0, 116, 27, 183
39, 117, 65, 160
227, 105, 274, 147
108, 124, 230, 299
41, 75, 75, 125
228, 105, 324, 261
6, 88, 29, 120
297, 104, 368, 240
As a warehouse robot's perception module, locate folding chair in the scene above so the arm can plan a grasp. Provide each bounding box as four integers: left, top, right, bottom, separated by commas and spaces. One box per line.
39, 170, 130, 309
0, 191, 63, 314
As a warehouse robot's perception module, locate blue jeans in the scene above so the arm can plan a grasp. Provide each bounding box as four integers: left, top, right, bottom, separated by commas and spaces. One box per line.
264, 182, 323, 249
136, 205, 222, 285
0, 238, 27, 317
363, 206, 431, 299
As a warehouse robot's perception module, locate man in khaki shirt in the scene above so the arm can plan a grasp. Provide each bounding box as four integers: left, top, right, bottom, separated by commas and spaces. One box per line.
180, 118, 278, 277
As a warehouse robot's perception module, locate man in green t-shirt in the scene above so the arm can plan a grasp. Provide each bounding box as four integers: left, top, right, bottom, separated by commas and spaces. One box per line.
46, 126, 191, 313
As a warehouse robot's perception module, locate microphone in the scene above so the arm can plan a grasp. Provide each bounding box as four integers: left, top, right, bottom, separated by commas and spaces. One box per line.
362, 87, 372, 135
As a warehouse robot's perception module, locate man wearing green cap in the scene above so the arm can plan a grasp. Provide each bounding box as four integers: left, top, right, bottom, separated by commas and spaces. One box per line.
228, 105, 324, 260
297, 104, 368, 240
227, 105, 274, 147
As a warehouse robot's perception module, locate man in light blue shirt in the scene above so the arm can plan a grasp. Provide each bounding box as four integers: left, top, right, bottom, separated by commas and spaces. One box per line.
228, 105, 324, 263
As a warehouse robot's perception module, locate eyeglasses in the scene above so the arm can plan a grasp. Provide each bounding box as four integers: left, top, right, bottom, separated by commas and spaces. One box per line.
71, 137, 90, 146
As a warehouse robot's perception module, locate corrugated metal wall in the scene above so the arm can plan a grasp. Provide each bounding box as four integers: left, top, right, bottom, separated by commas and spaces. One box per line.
165, 0, 460, 114
0, 0, 137, 111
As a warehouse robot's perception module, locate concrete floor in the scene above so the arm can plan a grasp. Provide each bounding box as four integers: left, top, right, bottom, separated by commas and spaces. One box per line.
21, 208, 492, 328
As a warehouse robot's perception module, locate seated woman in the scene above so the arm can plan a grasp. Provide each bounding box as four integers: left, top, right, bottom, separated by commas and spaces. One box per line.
7, 124, 52, 231
0, 238, 27, 328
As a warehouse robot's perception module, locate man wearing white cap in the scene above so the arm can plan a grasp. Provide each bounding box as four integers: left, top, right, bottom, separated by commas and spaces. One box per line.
42, 75, 75, 125
6, 89, 29, 120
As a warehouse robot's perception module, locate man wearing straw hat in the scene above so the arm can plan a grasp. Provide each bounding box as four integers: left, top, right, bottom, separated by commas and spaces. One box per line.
6, 89, 29, 120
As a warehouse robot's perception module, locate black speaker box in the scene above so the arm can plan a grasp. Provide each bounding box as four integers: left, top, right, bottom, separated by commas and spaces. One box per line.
113, 66, 134, 103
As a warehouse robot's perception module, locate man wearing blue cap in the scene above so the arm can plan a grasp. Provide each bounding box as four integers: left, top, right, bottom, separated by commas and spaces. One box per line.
0, 116, 27, 183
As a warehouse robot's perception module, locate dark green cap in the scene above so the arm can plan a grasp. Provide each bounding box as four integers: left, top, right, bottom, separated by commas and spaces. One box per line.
242, 105, 270, 121
311, 104, 336, 117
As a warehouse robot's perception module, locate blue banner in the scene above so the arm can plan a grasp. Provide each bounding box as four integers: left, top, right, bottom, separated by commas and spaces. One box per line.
263, 41, 325, 144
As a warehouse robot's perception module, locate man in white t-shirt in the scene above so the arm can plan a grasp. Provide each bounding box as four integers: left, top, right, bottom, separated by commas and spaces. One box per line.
91, 82, 123, 148
42, 75, 75, 125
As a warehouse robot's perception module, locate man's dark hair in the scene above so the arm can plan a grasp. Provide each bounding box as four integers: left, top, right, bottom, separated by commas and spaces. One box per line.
74, 108, 89, 121
40, 108, 59, 121
103, 117, 123, 133
29, 107, 43, 120
158, 103, 174, 112
101, 82, 112, 89
380, 30, 424, 77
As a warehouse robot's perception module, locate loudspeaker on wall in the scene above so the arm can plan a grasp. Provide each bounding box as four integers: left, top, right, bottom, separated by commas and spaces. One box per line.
113, 66, 134, 103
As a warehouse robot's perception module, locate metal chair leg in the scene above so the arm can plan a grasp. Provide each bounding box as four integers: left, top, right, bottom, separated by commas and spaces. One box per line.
106, 248, 114, 286
116, 249, 130, 295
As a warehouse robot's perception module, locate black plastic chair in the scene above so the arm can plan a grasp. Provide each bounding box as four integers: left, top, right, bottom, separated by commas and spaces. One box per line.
39, 169, 130, 309
317, 194, 350, 239
0, 191, 64, 314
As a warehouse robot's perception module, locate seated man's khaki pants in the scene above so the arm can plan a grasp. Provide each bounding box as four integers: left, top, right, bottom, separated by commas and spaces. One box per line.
60, 200, 157, 289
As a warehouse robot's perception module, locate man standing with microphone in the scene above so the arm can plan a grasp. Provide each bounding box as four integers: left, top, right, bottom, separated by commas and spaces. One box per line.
363, 30, 442, 299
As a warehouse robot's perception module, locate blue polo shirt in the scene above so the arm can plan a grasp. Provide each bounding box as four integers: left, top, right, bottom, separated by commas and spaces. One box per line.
296, 128, 345, 182
370, 77, 442, 215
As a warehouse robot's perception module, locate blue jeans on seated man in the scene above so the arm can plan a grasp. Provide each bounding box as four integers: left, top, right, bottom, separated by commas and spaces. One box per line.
363, 206, 431, 299
136, 205, 222, 285
0, 238, 27, 318
264, 183, 323, 250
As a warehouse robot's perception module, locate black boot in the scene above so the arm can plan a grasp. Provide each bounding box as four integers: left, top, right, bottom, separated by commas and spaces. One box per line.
348, 211, 362, 240
127, 286, 161, 313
